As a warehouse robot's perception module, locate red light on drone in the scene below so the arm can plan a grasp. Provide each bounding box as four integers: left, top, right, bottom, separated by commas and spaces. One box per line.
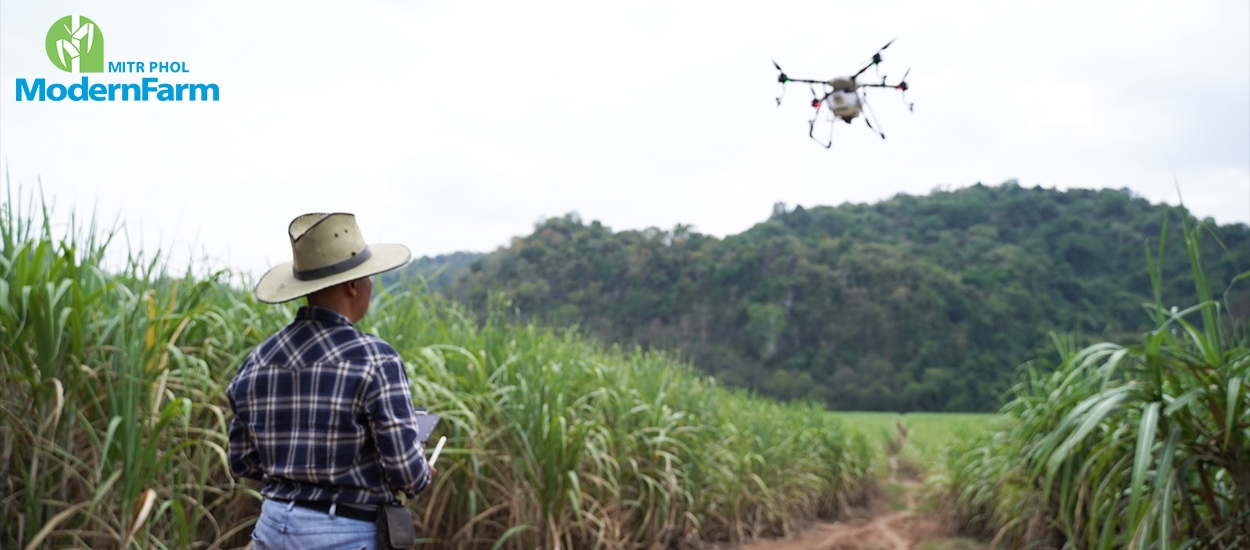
812, 100, 821, 108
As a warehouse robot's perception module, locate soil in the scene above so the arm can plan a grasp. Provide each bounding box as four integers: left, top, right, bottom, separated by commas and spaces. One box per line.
717, 429, 986, 550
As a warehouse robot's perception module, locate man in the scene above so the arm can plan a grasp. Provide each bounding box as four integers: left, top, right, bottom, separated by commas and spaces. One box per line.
228, 212, 434, 549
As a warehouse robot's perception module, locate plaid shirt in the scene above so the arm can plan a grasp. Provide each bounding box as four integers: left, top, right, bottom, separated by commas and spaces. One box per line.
227, 305, 431, 505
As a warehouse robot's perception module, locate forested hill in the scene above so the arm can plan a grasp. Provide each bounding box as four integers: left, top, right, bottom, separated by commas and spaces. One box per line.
436, 182, 1249, 411
382, 251, 481, 290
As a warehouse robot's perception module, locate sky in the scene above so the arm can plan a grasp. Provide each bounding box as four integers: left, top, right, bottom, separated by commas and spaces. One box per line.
2, 0, 1248, 280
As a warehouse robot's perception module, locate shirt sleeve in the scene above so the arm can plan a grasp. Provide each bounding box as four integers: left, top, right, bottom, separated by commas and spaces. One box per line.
226, 386, 264, 481
363, 355, 431, 498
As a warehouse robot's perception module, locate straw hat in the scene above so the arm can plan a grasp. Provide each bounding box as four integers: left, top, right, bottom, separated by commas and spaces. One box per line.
255, 213, 411, 304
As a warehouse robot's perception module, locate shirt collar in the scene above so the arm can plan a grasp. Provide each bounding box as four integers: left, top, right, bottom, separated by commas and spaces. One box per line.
295, 305, 356, 327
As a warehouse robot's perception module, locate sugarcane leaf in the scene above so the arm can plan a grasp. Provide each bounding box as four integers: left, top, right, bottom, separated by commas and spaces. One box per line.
1226, 377, 1241, 449
1128, 402, 1160, 532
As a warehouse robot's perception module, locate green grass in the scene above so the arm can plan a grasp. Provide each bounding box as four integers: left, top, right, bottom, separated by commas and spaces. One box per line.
901, 413, 998, 473
834, 412, 901, 454
902, 413, 998, 448
834, 412, 902, 437
0, 186, 879, 549
834, 412, 996, 468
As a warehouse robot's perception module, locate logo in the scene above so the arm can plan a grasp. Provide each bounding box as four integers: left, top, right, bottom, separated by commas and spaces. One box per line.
17, 15, 221, 103
46, 15, 104, 73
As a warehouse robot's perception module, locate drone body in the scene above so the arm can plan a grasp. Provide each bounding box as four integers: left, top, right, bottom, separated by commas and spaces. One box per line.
822, 78, 861, 122
773, 40, 913, 148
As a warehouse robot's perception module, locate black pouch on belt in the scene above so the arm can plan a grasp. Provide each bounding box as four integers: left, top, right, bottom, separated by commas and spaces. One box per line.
376, 502, 416, 549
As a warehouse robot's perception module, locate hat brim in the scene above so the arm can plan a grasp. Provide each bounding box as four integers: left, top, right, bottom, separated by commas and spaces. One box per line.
254, 243, 412, 304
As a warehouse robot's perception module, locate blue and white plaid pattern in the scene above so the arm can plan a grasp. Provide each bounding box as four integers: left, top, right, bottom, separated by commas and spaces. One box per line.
227, 305, 431, 505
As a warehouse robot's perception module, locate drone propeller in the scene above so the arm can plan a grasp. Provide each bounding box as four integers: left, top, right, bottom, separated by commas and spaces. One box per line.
773, 60, 788, 105
853, 38, 897, 79
897, 67, 913, 111
773, 60, 787, 82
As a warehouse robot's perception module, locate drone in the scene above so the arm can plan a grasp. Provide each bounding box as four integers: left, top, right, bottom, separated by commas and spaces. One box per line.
773, 39, 913, 148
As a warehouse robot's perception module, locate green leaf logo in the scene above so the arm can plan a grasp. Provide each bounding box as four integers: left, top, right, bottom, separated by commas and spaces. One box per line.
45, 15, 104, 73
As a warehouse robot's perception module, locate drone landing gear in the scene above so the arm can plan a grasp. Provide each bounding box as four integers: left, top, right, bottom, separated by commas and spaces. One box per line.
899, 67, 914, 112
808, 115, 835, 149
807, 84, 834, 148
861, 92, 886, 140
863, 117, 885, 140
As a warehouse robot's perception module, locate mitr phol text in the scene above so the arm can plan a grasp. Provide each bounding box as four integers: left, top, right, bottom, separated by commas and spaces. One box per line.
107, 61, 191, 73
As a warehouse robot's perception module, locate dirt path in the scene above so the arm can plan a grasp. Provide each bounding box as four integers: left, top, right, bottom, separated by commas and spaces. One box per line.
721, 427, 979, 550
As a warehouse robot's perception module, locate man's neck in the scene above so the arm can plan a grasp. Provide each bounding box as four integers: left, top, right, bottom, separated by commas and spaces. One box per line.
306, 299, 357, 323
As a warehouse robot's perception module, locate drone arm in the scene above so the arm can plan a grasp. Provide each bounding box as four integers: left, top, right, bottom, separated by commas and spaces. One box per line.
858, 82, 913, 111
776, 77, 830, 106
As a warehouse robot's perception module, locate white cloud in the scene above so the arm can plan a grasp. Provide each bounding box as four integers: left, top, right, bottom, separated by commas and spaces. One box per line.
2, 0, 1246, 279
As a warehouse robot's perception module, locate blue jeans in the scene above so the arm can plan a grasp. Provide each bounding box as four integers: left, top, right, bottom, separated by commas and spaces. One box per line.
251, 499, 378, 550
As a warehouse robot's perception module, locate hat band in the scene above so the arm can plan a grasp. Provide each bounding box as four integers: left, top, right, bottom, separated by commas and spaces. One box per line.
293, 246, 373, 281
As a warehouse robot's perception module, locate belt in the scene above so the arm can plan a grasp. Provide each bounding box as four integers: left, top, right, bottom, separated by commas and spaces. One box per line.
277, 499, 378, 523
